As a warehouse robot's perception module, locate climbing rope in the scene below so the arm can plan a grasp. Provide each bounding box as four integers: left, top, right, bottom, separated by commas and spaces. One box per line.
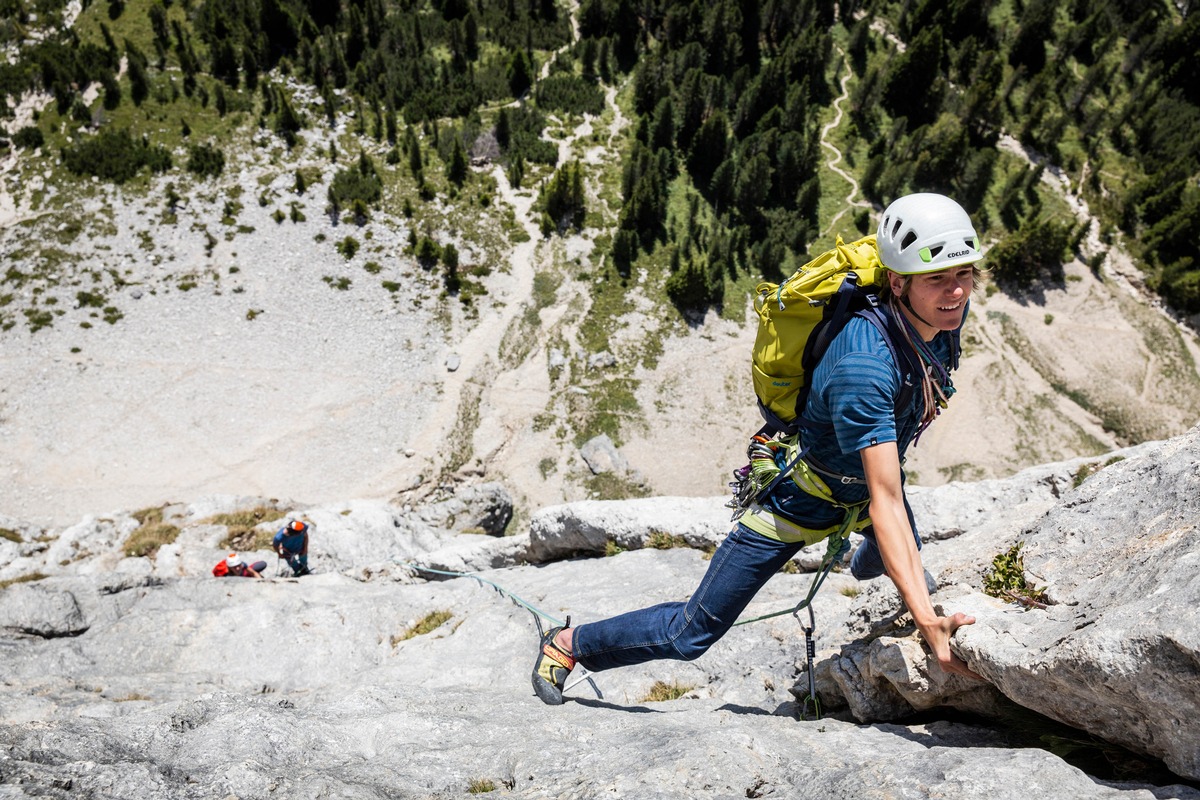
394, 561, 564, 629
398, 537, 848, 719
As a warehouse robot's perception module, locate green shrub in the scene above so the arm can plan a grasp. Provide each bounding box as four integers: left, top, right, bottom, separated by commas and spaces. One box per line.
61, 129, 172, 183
187, 143, 225, 178
328, 153, 382, 209
12, 126, 43, 149
415, 236, 440, 267
336, 236, 360, 259
466, 778, 497, 794
535, 73, 604, 115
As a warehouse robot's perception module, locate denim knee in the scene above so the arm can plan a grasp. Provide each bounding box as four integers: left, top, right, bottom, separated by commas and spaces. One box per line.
665, 602, 728, 661
850, 537, 886, 580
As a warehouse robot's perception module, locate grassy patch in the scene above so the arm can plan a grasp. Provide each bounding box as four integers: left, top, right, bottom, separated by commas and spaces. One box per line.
204, 506, 289, 551
938, 462, 987, 483
443, 383, 482, 474
393, 610, 453, 645
639, 679, 695, 703
604, 539, 626, 557
982, 543, 1049, 607
583, 471, 650, 501
646, 530, 690, 550
839, 585, 859, 598
1071, 455, 1126, 488
0, 572, 47, 590
466, 778, 497, 794
124, 522, 181, 558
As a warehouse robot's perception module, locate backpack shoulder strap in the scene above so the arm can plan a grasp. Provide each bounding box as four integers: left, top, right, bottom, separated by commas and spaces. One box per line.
856, 302, 920, 417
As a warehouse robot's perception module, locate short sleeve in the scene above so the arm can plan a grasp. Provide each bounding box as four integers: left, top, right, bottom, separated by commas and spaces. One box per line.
822, 350, 900, 455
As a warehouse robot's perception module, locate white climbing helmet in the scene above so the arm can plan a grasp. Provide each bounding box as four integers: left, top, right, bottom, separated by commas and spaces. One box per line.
226, 553, 244, 568
877, 193, 982, 275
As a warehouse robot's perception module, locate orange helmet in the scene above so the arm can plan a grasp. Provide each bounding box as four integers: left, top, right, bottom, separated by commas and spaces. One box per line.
291, 520, 306, 531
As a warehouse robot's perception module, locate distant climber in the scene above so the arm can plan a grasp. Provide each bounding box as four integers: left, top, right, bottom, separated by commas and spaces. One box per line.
532, 193, 986, 705
213, 552, 266, 579
273, 519, 312, 577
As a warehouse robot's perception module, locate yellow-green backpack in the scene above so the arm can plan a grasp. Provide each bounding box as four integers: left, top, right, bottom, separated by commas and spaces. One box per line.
750, 233, 895, 434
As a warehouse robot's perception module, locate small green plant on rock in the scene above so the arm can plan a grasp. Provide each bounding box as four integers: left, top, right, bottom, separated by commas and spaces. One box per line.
640, 679, 694, 703
466, 778, 497, 794
393, 610, 453, 645
983, 542, 1048, 607
0, 572, 47, 590
206, 506, 288, 550
125, 506, 181, 558
646, 530, 689, 550
1071, 456, 1125, 488
604, 539, 626, 557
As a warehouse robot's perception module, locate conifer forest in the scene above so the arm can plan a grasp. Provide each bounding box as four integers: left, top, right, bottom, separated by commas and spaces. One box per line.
1, 0, 1198, 321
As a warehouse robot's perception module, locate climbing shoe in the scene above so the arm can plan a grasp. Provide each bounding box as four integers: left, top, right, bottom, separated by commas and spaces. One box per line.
531, 616, 574, 705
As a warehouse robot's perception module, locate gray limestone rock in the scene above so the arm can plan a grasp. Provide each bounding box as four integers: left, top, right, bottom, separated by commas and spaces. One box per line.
809, 425, 1200, 781
2, 433, 1200, 794
527, 495, 731, 560
0, 583, 87, 638
579, 433, 628, 475
417, 482, 514, 535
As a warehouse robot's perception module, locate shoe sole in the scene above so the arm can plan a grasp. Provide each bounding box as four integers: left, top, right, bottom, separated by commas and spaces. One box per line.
531, 672, 564, 705
531, 624, 569, 705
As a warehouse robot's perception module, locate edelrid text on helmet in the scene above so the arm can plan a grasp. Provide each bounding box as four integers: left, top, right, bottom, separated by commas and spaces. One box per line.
877, 193, 981, 275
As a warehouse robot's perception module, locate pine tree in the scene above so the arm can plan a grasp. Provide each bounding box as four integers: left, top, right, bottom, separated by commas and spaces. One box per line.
495, 107, 511, 150
447, 138, 468, 186
507, 49, 534, 98
125, 39, 150, 106
408, 134, 424, 182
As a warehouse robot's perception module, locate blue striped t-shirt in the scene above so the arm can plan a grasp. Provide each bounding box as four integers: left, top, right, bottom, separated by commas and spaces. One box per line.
748, 308, 956, 536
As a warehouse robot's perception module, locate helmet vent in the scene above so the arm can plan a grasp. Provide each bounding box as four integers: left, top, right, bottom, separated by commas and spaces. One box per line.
900, 230, 917, 251
927, 245, 943, 259
890, 218, 903, 239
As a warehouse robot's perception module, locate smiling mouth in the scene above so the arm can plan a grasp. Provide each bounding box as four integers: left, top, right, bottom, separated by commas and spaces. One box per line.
938, 303, 963, 312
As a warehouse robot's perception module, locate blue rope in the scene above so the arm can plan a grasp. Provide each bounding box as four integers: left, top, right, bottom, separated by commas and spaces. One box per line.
395, 561, 564, 628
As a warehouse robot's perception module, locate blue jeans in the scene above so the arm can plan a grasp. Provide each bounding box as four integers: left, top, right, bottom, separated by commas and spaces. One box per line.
572, 514, 921, 673
850, 497, 920, 581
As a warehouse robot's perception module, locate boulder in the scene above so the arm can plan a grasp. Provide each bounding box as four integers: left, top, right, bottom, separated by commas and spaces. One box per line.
527, 496, 731, 560
417, 482, 514, 535
0, 583, 88, 638
810, 425, 1200, 781
579, 433, 627, 475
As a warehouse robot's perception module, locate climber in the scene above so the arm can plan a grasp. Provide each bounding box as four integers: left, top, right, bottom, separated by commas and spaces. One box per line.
532, 192, 986, 705
213, 552, 266, 579
273, 519, 312, 577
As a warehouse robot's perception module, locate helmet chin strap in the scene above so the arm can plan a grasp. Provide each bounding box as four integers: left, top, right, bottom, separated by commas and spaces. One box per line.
900, 295, 935, 329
